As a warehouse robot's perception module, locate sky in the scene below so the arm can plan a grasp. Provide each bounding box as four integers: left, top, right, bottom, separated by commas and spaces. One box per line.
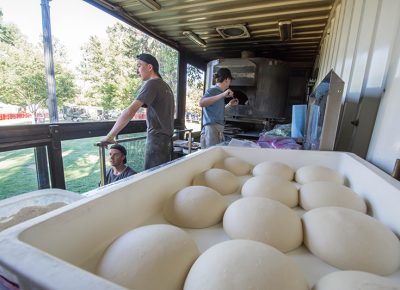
0, 0, 122, 69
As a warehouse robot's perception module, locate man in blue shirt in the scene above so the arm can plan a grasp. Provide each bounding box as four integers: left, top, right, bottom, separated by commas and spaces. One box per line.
199, 68, 239, 148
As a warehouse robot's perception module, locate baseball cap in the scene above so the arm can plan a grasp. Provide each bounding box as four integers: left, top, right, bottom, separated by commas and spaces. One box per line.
216, 68, 234, 80
137, 53, 161, 77
110, 144, 128, 164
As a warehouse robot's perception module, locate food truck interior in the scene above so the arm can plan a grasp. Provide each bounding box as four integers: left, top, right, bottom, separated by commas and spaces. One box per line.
0, 1, 400, 289
0, 0, 399, 192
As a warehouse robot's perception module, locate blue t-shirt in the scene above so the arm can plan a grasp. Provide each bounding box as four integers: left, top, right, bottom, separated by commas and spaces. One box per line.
202, 86, 225, 126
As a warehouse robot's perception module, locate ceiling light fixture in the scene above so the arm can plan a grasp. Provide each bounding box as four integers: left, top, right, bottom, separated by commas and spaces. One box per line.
216, 24, 250, 39
138, 0, 161, 11
182, 31, 206, 47
278, 20, 292, 41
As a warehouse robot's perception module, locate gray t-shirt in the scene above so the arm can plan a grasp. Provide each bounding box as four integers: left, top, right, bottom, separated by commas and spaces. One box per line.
105, 166, 136, 185
136, 78, 175, 136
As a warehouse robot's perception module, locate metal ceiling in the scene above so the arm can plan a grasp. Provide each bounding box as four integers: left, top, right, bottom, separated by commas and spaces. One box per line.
85, 0, 334, 66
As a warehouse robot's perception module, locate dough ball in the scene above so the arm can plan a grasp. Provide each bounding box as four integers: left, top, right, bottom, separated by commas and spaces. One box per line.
299, 181, 367, 213
252, 161, 294, 181
97, 224, 199, 290
192, 168, 240, 195
213, 157, 252, 176
303, 207, 400, 275
295, 165, 344, 184
241, 175, 298, 207
312, 270, 400, 290
223, 197, 303, 252
183, 240, 309, 290
163, 186, 227, 229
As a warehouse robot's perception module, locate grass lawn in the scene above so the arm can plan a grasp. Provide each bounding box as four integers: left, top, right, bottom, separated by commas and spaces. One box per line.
0, 148, 38, 200
0, 133, 146, 200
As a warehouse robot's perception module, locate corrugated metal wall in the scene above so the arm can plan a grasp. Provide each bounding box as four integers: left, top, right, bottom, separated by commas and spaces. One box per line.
316, 0, 400, 174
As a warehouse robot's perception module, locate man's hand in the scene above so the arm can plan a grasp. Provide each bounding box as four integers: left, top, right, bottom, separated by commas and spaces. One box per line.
228, 98, 239, 107
224, 89, 234, 98
100, 134, 117, 148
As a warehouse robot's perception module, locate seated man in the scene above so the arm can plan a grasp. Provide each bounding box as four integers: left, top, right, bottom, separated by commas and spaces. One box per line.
104, 144, 136, 185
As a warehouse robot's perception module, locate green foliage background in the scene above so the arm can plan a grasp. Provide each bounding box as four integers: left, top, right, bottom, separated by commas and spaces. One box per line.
0, 8, 204, 198
0, 10, 77, 122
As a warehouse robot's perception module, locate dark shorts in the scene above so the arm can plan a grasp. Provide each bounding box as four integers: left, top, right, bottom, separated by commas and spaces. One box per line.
144, 133, 172, 170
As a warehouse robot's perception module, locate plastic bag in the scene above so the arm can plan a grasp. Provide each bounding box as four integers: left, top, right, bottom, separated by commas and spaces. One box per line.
256, 135, 301, 150
260, 123, 291, 137
228, 138, 260, 148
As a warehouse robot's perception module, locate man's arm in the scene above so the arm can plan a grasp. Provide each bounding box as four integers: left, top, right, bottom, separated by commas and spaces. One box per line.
101, 99, 144, 144
224, 98, 239, 111
199, 89, 233, 107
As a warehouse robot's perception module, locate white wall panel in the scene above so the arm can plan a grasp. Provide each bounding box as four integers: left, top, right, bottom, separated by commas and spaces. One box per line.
367, 0, 400, 174
346, 0, 378, 102
353, 0, 399, 158
330, 3, 344, 71
337, 0, 362, 99
332, 0, 362, 151
334, 0, 354, 85
316, 0, 400, 175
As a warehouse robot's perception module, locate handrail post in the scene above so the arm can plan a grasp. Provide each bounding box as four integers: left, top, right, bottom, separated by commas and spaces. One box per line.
98, 145, 106, 186
392, 159, 400, 181
95, 136, 147, 186
180, 129, 193, 154
188, 130, 192, 154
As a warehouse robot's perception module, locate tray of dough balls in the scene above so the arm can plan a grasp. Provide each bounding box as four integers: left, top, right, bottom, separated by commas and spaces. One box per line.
0, 147, 399, 290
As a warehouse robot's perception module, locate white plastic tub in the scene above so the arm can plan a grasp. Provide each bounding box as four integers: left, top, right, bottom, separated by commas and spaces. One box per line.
0, 147, 399, 289
0, 189, 83, 232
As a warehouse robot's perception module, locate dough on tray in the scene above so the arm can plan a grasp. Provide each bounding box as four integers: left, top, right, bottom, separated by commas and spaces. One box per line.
299, 181, 367, 213
163, 186, 227, 228
241, 175, 298, 207
252, 161, 294, 181
223, 197, 303, 252
312, 270, 400, 290
213, 156, 252, 176
295, 165, 345, 184
97, 224, 199, 290
183, 240, 309, 290
303, 207, 400, 275
192, 168, 240, 195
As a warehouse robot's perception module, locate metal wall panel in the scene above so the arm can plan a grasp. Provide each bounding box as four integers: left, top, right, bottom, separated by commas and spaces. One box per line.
366, 0, 400, 174
316, 0, 400, 174
334, 0, 353, 79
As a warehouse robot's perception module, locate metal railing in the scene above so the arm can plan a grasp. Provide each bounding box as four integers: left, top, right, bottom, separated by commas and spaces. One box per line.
95, 136, 147, 186
174, 128, 193, 154
393, 159, 400, 181
95, 129, 193, 186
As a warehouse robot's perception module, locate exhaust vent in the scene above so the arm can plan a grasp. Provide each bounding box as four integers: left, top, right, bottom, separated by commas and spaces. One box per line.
278, 20, 292, 41
216, 24, 250, 39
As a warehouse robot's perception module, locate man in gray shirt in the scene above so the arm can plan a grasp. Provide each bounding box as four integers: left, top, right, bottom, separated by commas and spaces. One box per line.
104, 144, 136, 185
101, 53, 175, 169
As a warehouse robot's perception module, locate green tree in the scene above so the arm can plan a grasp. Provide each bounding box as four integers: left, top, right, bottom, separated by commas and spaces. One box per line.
0, 21, 77, 123
186, 64, 204, 118
79, 23, 178, 111
0, 9, 15, 45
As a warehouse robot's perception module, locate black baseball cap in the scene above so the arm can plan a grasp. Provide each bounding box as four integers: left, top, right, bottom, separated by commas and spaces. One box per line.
137, 53, 161, 77
216, 68, 234, 80
110, 144, 128, 164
